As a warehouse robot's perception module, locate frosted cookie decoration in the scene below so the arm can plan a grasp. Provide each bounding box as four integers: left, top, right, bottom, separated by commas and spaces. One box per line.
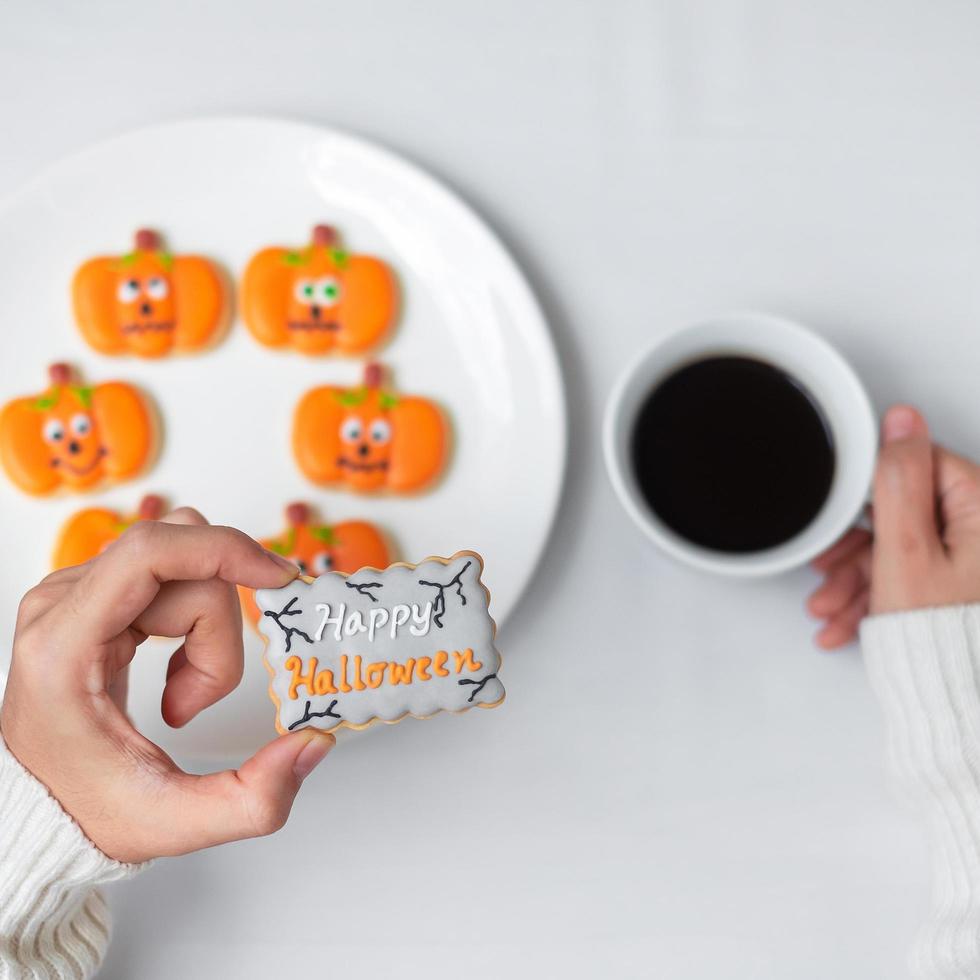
293, 363, 448, 494
241, 501, 392, 630
241, 224, 397, 356
72, 229, 227, 358
257, 551, 504, 735
0, 363, 157, 495
52, 494, 165, 570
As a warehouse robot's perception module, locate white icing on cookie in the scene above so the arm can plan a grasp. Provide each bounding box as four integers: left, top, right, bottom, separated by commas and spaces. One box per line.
256, 551, 504, 735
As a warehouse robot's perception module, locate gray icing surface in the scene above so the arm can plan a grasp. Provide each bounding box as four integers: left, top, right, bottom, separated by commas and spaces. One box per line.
256, 552, 504, 733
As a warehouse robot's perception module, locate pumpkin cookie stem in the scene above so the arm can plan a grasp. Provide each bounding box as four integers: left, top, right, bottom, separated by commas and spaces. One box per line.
286, 501, 310, 526
48, 363, 73, 386
134, 228, 161, 252
138, 494, 166, 520
364, 363, 384, 389
311, 224, 337, 247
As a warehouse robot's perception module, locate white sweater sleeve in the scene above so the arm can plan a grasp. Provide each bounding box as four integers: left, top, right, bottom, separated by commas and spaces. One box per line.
861, 604, 980, 979
0, 733, 144, 980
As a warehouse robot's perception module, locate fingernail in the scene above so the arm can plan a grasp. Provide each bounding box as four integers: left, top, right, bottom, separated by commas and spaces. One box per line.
293, 733, 334, 780
265, 548, 300, 576
883, 406, 918, 444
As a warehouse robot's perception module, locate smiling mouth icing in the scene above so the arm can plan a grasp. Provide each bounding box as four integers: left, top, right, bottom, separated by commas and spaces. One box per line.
53, 449, 106, 476
288, 320, 340, 333
337, 457, 389, 473
121, 320, 175, 335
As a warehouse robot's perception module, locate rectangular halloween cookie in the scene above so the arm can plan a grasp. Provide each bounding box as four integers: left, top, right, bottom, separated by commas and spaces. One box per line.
256, 551, 504, 735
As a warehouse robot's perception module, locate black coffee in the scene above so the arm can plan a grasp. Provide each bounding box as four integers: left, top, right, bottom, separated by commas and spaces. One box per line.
630, 356, 835, 553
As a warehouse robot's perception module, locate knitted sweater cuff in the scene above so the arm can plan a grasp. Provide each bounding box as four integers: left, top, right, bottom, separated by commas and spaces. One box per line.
861, 603, 980, 978
0, 732, 145, 979
861, 604, 980, 780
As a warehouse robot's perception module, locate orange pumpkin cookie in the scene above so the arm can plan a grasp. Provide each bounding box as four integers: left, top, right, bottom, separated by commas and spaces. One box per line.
52, 494, 166, 570
72, 229, 227, 358
240, 502, 392, 629
293, 363, 448, 494
241, 224, 397, 356
0, 363, 157, 495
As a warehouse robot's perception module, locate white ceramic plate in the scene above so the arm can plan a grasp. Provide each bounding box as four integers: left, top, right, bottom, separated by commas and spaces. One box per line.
0, 117, 565, 760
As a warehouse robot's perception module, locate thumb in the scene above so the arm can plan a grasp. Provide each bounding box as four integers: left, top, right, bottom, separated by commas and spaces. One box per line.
871, 405, 943, 610
166, 730, 335, 852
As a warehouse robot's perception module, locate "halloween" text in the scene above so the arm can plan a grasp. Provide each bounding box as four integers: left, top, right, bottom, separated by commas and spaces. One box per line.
285, 649, 483, 699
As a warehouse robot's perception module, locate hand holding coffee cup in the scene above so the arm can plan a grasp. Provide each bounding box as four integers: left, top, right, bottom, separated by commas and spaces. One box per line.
808, 404, 980, 647
603, 313, 877, 577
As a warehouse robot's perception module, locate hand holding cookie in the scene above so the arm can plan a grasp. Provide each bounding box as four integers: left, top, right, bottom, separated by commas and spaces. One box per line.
0, 507, 334, 864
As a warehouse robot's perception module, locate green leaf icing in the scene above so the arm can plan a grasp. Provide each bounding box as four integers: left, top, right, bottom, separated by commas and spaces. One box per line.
269, 525, 297, 556
379, 392, 400, 410
311, 525, 336, 545
330, 249, 350, 268
118, 252, 138, 267
273, 526, 299, 556
32, 384, 93, 411
159, 252, 174, 271
335, 388, 368, 407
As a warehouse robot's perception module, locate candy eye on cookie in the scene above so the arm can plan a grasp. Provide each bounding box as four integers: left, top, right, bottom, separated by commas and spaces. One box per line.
145, 276, 169, 300
292, 276, 339, 309
369, 418, 391, 445
293, 278, 316, 305
116, 278, 141, 303
287, 554, 335, 576
311, 551, 333, 574
42, 418, 66, 444
315, 276, 341, 307
340, 417, 363, 443
70, 413, 92, 437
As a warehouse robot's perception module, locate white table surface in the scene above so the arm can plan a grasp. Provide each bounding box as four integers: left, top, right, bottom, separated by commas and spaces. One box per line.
4, 1, 980, 976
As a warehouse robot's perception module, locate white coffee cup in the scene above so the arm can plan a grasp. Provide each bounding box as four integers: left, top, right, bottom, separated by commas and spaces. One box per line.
603, 312, 877, 577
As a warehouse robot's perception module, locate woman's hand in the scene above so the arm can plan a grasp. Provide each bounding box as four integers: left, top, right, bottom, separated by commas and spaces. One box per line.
0, 508, 335, 864
808, 405, 980, 648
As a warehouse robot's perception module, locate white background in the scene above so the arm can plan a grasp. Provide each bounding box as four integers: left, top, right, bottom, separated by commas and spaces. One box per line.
4, 1, 980, 977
